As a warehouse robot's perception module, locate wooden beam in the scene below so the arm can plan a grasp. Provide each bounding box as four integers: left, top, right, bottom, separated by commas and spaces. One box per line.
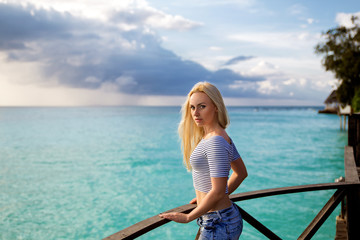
236, 205, 282, 240
348, 115, 357, 146
298, 189, 346, 240
103, 204, 196, 240
345, 146, 360, 239
230, 182, 357, 202
344, 146, 360, 183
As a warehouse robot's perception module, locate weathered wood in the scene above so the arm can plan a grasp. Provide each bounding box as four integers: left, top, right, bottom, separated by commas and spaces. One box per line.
298, 189, 346, 240
348, 115, 357, 146
356, 144, 360, 166
103, 204, 196, 240
344, 146, 360, 183
230, 182, 357, 202
357, 115, 360, 147
344, 145, 360, 239
345, 115, 360, 240
346, 187, 360, 240
103, 182, 360, 240
335, 216, 348, 240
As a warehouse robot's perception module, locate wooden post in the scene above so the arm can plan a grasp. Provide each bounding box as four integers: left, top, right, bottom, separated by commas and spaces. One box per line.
344, 146, 360, 240
357, 118, 360, 165
348, 115, 357, 146
346, 116, 360, 239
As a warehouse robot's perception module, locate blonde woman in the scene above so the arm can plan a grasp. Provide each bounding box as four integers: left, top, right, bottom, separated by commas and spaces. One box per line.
160, 82, 248, 239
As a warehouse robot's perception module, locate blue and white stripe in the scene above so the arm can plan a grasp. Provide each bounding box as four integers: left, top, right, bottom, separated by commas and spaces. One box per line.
190, 135, 241, 193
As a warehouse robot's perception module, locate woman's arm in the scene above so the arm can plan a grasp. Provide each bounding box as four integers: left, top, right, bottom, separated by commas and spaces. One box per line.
227, 157, 247, 195
159, 177, 228, 223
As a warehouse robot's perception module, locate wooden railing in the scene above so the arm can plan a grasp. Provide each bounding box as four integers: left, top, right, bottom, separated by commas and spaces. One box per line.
103, 182, 360, 240
346, 114, 360, 240
104, 114, 360, 240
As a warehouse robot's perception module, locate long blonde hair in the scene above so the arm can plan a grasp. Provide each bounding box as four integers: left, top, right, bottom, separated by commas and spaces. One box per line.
178, 82, 230, 170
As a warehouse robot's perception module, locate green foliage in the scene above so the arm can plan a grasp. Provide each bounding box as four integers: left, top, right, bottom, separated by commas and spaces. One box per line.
337, 81, 355, 106
352, 88, 360, 112
315, 15, 360, 106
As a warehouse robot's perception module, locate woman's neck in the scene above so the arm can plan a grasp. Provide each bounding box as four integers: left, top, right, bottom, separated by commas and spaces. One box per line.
203, 123, 223, 138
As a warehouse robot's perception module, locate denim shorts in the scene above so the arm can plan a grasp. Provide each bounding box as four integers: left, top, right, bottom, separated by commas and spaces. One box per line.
197, 202, 243, 240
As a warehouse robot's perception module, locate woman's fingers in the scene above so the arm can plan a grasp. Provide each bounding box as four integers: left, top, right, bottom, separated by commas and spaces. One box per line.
189, 197, 197, 204
159, 212, 189, 223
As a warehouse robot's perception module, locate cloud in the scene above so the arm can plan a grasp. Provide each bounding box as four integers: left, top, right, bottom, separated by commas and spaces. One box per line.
220, 55, 331, 102
336, 12, 360, 28
228, 31, 319, 51
209, 46, 223, 51
0, 2, 262, 99
223, 55, 254, 66
185, 0, 256, 8
109, 4, 203, 31
288, 3, 307, 16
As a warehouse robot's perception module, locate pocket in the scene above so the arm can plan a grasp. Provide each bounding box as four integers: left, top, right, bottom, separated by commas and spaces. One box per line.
199, 227, 214, 240
226, 220, 243, 236
226, 224, 241, 234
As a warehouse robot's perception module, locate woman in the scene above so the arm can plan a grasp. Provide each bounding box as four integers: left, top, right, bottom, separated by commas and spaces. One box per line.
159, 82, 248, 239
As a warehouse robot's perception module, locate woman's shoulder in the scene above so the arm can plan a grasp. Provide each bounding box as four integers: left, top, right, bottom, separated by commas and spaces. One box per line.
204, 135, 231, 145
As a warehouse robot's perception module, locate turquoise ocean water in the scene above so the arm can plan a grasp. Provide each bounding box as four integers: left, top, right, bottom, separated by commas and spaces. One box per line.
0, 106, 347, 239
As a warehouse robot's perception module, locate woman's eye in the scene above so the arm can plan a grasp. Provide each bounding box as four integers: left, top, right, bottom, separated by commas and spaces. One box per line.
190, 106, 195, 110
200, 105, 206, 109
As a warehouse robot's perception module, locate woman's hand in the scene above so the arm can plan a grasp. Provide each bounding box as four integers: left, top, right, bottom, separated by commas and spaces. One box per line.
159, 212, 190, 223
189, 197, 197, 204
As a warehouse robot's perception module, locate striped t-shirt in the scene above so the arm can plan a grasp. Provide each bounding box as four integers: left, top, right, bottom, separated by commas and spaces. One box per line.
190, 135, 241, 193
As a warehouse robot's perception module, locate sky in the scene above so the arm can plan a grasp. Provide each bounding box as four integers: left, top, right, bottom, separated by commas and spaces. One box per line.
0, 0, 359, 106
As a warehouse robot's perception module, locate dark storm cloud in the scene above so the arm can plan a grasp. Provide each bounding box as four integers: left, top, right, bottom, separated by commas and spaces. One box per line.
0, 3, 89, 50
0, 2, 263, 97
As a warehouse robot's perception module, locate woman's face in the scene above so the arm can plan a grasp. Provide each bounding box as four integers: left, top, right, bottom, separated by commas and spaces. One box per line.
189, 92, 218, 127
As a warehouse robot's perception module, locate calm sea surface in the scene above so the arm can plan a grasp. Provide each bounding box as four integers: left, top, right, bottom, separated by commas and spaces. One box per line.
0, 106, 347, 239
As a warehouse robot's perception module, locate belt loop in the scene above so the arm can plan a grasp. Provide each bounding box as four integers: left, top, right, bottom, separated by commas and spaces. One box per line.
216, 210, 222, 221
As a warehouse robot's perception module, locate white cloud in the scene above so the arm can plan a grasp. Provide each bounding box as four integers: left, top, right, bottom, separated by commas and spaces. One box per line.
299, 78, 307, 86
221, 53, 336, 101
283, 77, 307, 87
283, 78, 296, 85
225, 58, 281, 77
187, 0, 256, 8
144, 11, 202, 30
6, 0, 202, 31
336, 12, 360, 28
248, 61, 279, 76
228, 31, 320, 51
257, 80, 280, 95
229, 80, 257, 91
209, 46, 223, 51
288, 3, 306, 15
